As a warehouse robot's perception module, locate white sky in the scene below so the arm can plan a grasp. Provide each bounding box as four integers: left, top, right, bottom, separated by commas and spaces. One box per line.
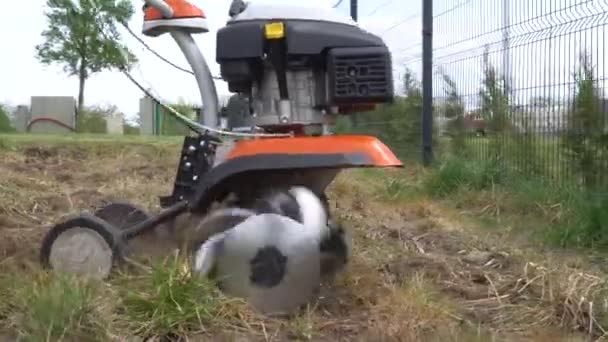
3, 0, 603, 121
0, 0, 420, 121
431, 0, 608, 110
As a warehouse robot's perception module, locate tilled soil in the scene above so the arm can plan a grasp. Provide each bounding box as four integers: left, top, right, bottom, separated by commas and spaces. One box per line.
0, 139, 605, 341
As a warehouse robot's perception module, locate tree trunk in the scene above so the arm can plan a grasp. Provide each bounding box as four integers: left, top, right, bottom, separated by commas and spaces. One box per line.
77, 59, 87, 119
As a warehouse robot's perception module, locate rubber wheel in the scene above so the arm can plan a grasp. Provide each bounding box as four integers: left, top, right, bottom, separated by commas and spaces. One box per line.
40, 214, 125, 280
94, 201, 150, 230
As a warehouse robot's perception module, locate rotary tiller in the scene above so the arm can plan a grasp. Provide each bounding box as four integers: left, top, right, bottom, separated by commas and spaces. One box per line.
39, 0, 403, 284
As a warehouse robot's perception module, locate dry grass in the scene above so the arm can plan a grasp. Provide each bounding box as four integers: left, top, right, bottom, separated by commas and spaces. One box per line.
0, 133, 607, 341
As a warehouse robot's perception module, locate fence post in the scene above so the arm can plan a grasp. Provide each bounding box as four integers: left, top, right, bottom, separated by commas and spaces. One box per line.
350, 0, 359, 127
422, 0, 433, 166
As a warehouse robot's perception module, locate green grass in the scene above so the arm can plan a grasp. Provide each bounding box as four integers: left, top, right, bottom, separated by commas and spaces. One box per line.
2, 132, 608, 340
544, 190, 608, 249
0, 255, 246, 341
350, 168, 424, 202
111, 254, 245, 340
0, 133, 183, 146
421, 131, 608, 250
419, 157, 608, 250
423, 157, 505, 197
0, 133, 184, 168
444, 135, 572, 181
357, 153, 608, 252
0, 272, 109, 342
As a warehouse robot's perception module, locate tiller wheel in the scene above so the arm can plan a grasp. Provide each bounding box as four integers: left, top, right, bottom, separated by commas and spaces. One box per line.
39, 214, 124, 280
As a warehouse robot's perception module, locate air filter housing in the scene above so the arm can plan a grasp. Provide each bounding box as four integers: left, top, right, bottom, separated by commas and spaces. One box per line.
327, 46, 393, 105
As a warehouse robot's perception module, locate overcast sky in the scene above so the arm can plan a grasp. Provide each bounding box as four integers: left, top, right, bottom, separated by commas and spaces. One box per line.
0, 0, 421, 121
2, 0, 604, 121
431, 0, 607, 109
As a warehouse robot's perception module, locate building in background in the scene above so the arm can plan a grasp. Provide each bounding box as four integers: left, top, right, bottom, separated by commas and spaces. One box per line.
139, 96, 156, 135
139, 94, 249, 135
29, 96, 77, 133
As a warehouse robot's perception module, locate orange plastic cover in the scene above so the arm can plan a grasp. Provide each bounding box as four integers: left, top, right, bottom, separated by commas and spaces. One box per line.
226, 135, 403, 167
145, 0, 206, 21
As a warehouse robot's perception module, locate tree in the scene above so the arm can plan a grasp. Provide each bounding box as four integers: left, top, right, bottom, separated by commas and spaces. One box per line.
159, 99, 198, 136
402, 67, 421, 97
562, 52, 608, 190
35, 0, 137, 117
0, 104, 15, 133
75, 103, 126, 133
437, 69, 466, 154
479, 46, 510, 134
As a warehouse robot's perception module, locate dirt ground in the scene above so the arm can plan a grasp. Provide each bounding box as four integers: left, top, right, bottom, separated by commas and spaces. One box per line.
0, 135, 607, 341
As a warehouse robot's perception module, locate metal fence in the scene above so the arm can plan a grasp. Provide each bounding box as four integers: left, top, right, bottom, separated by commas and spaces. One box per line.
426, 0, 608, 190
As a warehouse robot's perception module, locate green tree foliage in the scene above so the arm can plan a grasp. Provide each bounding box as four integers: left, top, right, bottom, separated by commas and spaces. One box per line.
437, 68, 466, 155
123, 111, 142, 135
158, 99, 198, 136
123, 122, 140, 135
77, 103, 123, 134
479, 47, 510, 134
477, 46, 511, 165
35, 0, 137, 117
562, 52, 608, 190
0, 104, 15, 133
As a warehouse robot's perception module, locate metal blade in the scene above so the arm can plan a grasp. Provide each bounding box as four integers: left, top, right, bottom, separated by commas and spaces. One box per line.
193, 231, 226, 276
187, 207, 256, 253
213, 213, 321, 315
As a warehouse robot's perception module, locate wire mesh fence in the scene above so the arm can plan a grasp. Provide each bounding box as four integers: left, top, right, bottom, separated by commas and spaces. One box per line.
329, 0, 608, 249
432, 0, 608, 191
338, 0, 608, 192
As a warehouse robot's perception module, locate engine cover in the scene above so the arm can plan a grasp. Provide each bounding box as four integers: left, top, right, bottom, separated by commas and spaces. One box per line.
215, 3, 394, 129
327, 46, 393, 105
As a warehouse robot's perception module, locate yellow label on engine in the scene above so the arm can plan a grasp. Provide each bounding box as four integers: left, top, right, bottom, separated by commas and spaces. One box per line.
264, 22, 285, 39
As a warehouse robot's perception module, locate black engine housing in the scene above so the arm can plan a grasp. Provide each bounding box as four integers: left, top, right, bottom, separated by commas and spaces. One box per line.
215, 19, 394, 107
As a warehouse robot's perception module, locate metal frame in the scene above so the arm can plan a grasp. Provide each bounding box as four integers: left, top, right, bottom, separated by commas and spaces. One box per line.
170, 30, 219, 128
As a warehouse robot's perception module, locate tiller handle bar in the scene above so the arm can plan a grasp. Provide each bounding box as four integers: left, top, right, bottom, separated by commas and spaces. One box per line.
143, 0, 220, 131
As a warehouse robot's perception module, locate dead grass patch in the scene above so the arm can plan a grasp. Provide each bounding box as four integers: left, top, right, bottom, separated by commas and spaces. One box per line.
0, 136, 606, 340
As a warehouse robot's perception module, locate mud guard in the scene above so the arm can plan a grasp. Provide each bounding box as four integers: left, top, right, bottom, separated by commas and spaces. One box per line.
225, 135, 402, 166
189, 135, 402, 213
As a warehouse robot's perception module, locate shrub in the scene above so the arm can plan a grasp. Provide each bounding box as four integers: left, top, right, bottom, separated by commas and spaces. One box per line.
0, 104, 15, 133
424, 158, 505, 196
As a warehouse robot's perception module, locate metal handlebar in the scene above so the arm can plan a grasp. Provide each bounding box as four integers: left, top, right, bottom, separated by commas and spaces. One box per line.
143, 0, 220, 132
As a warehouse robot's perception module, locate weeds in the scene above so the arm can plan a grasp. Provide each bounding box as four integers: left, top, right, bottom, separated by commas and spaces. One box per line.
0, 276, 11, 331
418, 156, 608, 249
114, 253, 243, 339
377, 177, 415, 201
2, 272, 108, 342
546, 191, 608, 249
2, 134, 608, 340
0, 105, 15, 133
423, 158, 504, 196
0, 136, 16, 151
